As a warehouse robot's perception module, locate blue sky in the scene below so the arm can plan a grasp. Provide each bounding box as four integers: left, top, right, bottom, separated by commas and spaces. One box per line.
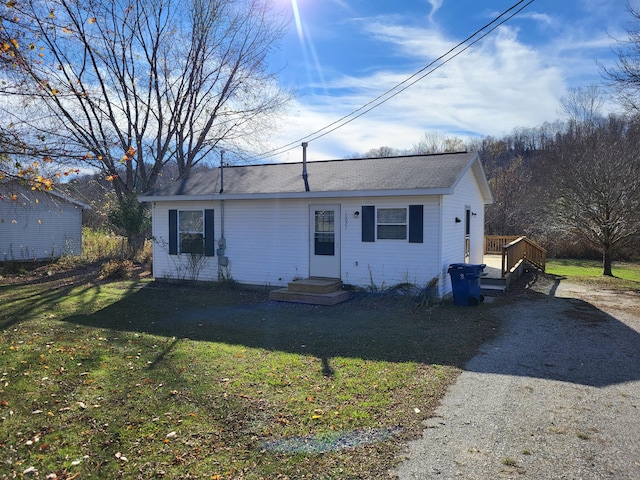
264, 0, 637, 162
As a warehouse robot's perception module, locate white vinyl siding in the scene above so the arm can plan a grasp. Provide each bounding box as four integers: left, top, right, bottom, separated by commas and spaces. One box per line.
224, 199, 308, 286
150, 196, 441, 289
440, 166, 486, 297
340, 197, 440, 289
141, 152, 494, 297
0, 185, 83, 261
152, 201, 217, 281
148, 173, 487, 297
152, 199, 309, 285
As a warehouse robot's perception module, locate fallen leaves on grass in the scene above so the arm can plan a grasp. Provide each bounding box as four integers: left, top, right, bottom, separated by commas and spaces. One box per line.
0, 265, 497, 478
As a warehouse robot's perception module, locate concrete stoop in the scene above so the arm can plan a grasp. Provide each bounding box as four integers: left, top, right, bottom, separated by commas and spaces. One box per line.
269, 277, 352, 305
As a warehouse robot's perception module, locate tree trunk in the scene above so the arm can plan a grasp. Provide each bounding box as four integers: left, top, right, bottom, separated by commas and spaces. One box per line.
127, 232, 146, 259
603, 249, 613, 277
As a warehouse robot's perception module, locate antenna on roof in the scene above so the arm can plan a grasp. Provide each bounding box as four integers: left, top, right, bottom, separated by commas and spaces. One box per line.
219, 150, 225, 194
302, 142, 310, 192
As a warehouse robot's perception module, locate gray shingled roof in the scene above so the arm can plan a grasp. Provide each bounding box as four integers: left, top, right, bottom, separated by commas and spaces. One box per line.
1, 180, 90, 209
140, 152, 488, 200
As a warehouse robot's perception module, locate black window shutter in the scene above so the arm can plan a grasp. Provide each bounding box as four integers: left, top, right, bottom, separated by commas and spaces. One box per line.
409, 205, 424, 243
168, 210, 178, 255
204, 209, 215, 257
362, 206, 375, 242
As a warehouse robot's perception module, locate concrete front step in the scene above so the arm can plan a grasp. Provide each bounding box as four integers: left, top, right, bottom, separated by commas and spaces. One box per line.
287, 277, 342, 294
269, 288, 352, 306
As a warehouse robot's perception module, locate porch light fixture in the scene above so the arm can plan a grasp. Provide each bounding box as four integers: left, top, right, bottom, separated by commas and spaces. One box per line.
354, 211, 360, 218
455, 217, 461, 223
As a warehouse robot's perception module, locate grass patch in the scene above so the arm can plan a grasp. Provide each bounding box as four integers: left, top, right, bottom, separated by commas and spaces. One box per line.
0, 266, 500, 479
547, 259, 640, 292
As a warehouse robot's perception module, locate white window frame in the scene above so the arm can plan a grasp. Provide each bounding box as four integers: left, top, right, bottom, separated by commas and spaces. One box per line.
179, 210, 204, 255
376, 207, 408, 240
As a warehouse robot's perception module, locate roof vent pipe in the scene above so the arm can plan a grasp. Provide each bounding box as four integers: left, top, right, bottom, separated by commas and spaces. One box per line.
219, 150, 225, 194
302, 142, 310, 192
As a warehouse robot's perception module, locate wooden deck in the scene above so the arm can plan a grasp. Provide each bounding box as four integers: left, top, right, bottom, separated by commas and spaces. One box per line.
481, 254, 510, 293
481, 236, 547, 294
482, 254, 504, 279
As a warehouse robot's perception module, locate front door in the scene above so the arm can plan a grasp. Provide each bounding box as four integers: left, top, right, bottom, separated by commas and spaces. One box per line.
309, 205, 341, 278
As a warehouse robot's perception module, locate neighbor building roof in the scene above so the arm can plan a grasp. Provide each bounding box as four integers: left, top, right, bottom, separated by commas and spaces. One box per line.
139, 152, 493, 203
0, 180, 90, 209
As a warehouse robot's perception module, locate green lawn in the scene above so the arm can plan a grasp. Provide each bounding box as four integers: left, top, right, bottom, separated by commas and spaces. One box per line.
546, 259, 640, 291
0, 265, 499, 479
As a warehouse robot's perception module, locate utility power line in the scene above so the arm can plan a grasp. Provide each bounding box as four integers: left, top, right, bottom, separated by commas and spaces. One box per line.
256, 0, 536, 161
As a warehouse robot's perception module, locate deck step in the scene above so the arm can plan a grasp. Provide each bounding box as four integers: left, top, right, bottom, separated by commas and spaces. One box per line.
287, 277, 342, 294
269, 277, 351, 305
481, 277, 508, 287
481, 283, 506, 293
269, 288, 352, 305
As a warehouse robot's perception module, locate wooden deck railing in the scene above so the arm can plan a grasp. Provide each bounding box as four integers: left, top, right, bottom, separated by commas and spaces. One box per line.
485, 235, 547, 277
484, 236, 521, 255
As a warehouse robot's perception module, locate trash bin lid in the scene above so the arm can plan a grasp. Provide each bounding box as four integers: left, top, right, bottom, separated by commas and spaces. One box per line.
448, 263, 486, 270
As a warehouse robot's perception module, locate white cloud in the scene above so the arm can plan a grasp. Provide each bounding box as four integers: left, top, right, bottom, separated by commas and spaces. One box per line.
266, 6, 622, 161
427, 0, 443, 22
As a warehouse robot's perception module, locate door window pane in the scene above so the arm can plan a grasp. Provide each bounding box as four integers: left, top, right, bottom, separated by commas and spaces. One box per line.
314, 210, 335, 256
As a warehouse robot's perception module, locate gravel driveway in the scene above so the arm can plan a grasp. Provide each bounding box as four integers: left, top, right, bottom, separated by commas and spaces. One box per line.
394, 274, 640, 479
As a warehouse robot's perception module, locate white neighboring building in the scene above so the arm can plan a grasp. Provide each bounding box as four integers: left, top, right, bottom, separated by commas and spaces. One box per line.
139, 153, 493, 298
0, 181, 88, 261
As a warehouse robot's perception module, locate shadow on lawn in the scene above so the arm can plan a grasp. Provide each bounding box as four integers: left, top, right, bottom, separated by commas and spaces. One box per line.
465, 272, 640, 388
29, 270, 640, 388
57, 281, 499, 373
0, 271, 103, 331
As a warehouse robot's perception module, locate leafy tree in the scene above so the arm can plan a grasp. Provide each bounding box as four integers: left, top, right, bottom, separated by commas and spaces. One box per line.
108, 193, 151, 255
545, 116, 640, 275
0, 0, 291, 251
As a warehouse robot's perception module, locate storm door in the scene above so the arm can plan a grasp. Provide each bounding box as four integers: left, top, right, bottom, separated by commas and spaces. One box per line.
309, 205, 341, 278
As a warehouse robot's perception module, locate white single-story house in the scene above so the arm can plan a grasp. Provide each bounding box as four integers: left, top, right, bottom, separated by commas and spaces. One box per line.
139, 152, 493, 298
0, 181, 88, 261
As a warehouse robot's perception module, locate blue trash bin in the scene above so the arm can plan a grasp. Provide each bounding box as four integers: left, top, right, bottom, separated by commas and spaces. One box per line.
448, 263, 486, 306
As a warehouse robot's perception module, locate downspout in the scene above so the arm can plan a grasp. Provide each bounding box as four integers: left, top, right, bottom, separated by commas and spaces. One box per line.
219, 150, 225, 240
302, 142, 310, 192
